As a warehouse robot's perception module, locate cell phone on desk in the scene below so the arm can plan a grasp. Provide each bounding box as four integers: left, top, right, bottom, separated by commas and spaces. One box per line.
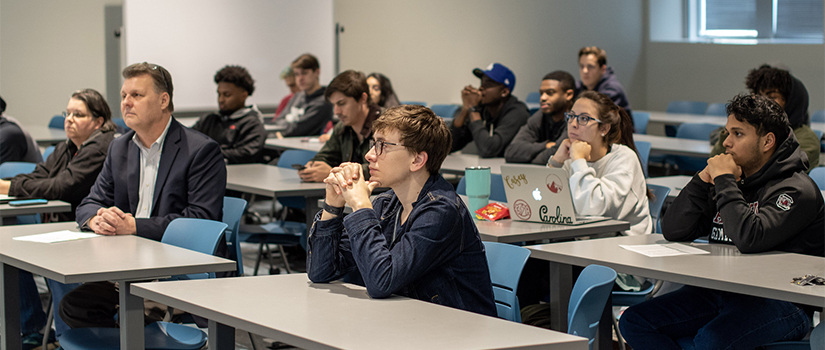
291, 164, 307, 171
8, 199, 48, 206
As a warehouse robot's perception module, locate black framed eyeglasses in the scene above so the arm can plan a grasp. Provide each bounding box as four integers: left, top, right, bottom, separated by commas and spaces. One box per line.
564, 112, 602, 126
369, 139, 405, 156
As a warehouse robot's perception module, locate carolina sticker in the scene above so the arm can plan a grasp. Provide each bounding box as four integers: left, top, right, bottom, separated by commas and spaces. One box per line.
776, 193, 793, 211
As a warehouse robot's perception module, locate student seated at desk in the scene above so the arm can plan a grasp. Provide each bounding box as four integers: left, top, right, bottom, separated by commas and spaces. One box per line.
271, 53, 333, 137
0, 95, 42, 164
619, 94, 824, 349
548, 90, 651, 236
307, 105, 496, 317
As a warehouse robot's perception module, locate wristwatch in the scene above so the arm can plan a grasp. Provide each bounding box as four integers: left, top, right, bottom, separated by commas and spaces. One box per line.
323, 201, 344, 216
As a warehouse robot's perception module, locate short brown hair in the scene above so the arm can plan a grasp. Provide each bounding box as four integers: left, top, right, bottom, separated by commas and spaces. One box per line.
325, 70, 370, 103
578, 46, 608, 67
122, 62, 174, 112
372, 105, 451, 174
292, 53, 320, 71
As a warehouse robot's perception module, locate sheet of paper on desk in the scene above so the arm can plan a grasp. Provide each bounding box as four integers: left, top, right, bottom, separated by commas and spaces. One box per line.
620, 243, 710, 257
13, 230, 99, 243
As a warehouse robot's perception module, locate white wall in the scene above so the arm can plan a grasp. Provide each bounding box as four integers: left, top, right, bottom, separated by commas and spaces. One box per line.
335, 0, 645, 107
0, 0, 120, 125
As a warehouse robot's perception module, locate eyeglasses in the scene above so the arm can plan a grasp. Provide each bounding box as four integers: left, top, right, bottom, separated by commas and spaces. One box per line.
565, 112, 602, 126
369, 139, 405, 156
62, 111, 92, 119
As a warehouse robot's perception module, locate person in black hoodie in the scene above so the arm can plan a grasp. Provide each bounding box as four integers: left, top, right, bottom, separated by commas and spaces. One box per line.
711, 64, 819, 170
192, 65, 266, 164
576, 46, 632, 116
619, 94, 824, 349
450, 62, 530, 158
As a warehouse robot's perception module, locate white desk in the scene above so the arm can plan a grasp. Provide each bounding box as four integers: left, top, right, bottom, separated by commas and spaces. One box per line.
24, 125, 66, 146
132, 273, 588, 350
226, 164, 326, 225
0, 222, 236, 350
265, 137, 325, 152
440, 153, 521, 175
0, 200, 71, 218
646, 175, 692, 198
641, 110, 825, 135
633, 134, 711, 158
475, 217, 629, 243
526, 235, 825, 336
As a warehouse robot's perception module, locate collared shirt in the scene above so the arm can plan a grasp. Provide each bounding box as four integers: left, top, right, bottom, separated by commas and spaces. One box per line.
133, 117, 172, 218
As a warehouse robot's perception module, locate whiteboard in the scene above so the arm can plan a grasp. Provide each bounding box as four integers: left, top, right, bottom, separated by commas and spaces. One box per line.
123, 0, 334, 112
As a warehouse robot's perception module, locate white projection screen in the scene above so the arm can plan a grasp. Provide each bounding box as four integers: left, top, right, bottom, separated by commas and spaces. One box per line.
123, 0, 334, 112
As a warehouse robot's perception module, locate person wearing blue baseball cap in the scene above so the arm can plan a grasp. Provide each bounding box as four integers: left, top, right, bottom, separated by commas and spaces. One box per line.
450, 62, 530, 158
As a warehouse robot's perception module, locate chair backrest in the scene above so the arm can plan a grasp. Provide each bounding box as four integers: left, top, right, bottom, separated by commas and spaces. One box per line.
568, 264, 617, 348
0, 161, 37, 178
647, 184, 671, 233
810, 167, 825, 190
666, 101, 708, 115
635, 140, 651, 178
222, 196, 247, 276
633, 111, 650, 134
48, 115, 65, 129
528, 106, 540, 116
705, 103, 728, 116
457, 173, 507, 202
525, 92, 541, 104
811, 110, 825, 123
400, 101, 427, 106
429, 104, 461, 120
161, 218, 228, 280
276, 149, 319, 209
675, 122, 719, 141
814, 129, 823, 140
42, 145, 56, 161
113, 118, 131, 133
482, 241, 531, 322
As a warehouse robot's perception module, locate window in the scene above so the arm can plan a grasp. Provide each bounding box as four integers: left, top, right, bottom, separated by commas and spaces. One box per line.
696, 0, 823, 43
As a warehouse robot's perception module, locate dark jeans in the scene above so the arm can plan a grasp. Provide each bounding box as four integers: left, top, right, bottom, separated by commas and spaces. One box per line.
619, 286, 811, 350
19, 271, 45, 334
59, 281, 168, 329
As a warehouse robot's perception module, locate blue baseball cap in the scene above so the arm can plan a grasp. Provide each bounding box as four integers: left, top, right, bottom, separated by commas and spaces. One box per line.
473, 63, 515, 92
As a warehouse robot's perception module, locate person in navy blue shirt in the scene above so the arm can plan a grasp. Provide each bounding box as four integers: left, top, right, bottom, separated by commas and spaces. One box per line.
307, 105, 496, 316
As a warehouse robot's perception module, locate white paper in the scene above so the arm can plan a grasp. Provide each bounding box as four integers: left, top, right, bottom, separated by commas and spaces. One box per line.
0, 194, 13, 201
620, 243, 710, 257
13, 230, 99, 243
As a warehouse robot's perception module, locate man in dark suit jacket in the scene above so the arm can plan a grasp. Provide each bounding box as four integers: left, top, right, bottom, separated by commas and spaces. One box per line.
61, 62, 226, 329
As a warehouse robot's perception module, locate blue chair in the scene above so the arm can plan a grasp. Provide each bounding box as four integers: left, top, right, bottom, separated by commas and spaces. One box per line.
665, 101, 709, 136
811, 110, 825, 123
113, 118, 131, 133
568, 265, 618, 350
0, 162, 40, 224
632, 111, 650, 134
48, 115, 65, 129
813, 129, 823, 140
705, 103, 728, 117
525, 92, 541, 104
635, 140, 651, 178
809, 167, 825, 190
59, 218, 228, 350
400, 101, 427, 106
42, 145, 56, 161
456, 173, 507, 202
672, 123, 719, 173
646, 184, 671, 234
528, 106, 540, 115
240, 150, 317, 274
223, 196, 248, 276
482, 242, 531, 322
429, 104, 460, 120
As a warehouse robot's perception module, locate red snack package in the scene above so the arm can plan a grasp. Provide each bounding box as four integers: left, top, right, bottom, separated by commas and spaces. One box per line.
474, 202, 510, 221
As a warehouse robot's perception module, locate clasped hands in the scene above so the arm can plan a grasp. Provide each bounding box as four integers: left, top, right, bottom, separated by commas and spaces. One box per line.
551, 139, 592, 164
323, 162, 377, 211
90, 206, 136, 235
699, 153, 742, 184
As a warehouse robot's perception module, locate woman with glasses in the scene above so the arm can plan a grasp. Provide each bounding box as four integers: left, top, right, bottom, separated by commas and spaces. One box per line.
0, 88, 116, 221
548, 90, 651, 236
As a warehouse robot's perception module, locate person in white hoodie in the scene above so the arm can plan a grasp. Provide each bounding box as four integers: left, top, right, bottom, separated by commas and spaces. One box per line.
548, 90, 651, 236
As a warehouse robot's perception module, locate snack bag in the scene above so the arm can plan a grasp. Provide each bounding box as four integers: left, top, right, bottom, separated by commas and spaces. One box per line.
475, 202, 510, 221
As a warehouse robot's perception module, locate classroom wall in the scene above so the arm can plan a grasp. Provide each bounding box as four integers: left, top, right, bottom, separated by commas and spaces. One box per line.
334, 0, 646, 108
0, 0, 120, 126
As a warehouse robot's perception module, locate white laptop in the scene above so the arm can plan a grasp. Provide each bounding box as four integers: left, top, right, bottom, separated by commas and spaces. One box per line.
499, 165, 609, 225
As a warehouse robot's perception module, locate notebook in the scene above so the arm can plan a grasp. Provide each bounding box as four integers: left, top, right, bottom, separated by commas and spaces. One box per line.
499, 165, 609, 225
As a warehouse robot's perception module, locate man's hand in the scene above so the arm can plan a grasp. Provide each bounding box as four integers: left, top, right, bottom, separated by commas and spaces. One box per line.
460, 85, 481, 109
90, 207, 136, 235
298, 161, 332, 182
569, 140, 592, 161
550, 139, 572, 166
706, 154, 742, 182
329, 162, 377, 211
698, 168, 713, 184
0, 179, 10, 195
545, 141, 557, 149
